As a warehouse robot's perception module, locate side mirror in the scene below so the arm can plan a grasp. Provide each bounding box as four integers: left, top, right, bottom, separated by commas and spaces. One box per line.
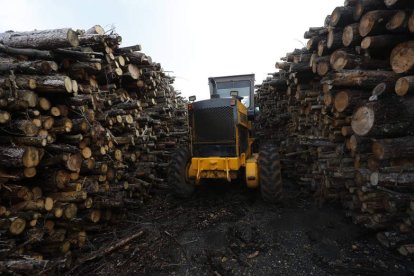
230, 90, 239, 97
189, 95, 196, 102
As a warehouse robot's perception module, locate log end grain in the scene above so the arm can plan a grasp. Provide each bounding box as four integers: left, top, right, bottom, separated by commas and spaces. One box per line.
9, 218, 26, 235
330, 50, 348, 71
24, 167, 37, 178
44, 197, 54, 211
361, 37, 372, 49
334, 91, 349, 112
0, 111, 11, 124
317, 61, 330, 76
342, 26, 354, 47
351, 105, 374, 136
391, 41, 414, 74
85, 25, 105, 35
63, 203, 77, 219
386, 10, 406, 31
372, 141, 385, 160
38, 97, 51, 111
409, 11, 414, 33
359, 15, 374, 37
330, 7, 341, 26
23, 147, 41, 168
395, 76, 414, 96
67, 29, 79, 47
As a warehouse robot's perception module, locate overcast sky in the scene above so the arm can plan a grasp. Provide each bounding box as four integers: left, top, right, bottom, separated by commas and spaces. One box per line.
0, 0, 344, 100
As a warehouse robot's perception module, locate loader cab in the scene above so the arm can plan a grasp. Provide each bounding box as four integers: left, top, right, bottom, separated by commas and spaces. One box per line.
208, 74, 255, 118
187, 74, 255, 159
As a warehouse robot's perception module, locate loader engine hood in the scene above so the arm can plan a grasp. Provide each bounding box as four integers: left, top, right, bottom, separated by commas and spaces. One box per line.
189, 98, 237, 157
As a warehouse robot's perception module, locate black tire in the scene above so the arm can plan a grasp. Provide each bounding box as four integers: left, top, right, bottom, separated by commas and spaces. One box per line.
168, 147, 194, 198
259, 143, 282, 202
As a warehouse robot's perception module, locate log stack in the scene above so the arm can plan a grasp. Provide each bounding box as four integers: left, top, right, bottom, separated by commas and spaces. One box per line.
256, 0, 414, 256
0, 25, 188, 273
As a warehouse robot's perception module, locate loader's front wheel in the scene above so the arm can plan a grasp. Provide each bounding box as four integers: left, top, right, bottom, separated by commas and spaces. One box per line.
168, 147, 194, 198
259, 143, 282, 202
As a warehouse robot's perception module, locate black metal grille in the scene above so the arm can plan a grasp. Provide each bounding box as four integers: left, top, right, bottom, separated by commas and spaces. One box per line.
193, 106, 235, 143
239, 127, 248, 154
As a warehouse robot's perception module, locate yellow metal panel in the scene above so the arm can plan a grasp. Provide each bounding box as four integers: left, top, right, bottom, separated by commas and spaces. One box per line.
188, 157, 243, 182
237, 101, 249, 129
245, 155, 259, 188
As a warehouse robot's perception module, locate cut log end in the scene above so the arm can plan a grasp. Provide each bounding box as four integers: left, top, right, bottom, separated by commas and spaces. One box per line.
387, 11, 406, 31
24, 167, 37, 178
67, 29, 79, 47
395, 76, 414, 96
372, 142, 384, 160
64, 77, 73, 93
317, 62, 330, 76
44, 197, 54, 211
361, 37, 371, 49
409, 11, 414, 33
370, 172, 379, 186
330, 8, 340, 26
64, 203, 78, 219
39, 97, 51, 110
384, 0, 399, 7
330, 50, 348, 71
342, 26, 354, 47
23, 147, 41, 168
0, 111, 11, 124
86, 25, 105, 35
359, 17, 374, 37
391, 41, 414, 74
351, 106, 374, 136
82, 147, 92, 159
334, 91, 349, 112
9, 218, 26, 235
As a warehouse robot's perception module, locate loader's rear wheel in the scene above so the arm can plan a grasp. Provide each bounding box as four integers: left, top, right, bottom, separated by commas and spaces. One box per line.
259, 143, 282, 202
168, 147, 194, 198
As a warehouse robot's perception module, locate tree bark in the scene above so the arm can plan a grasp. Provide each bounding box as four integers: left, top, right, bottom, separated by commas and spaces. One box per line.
33, 75, 73, 93
0, 59, 58, 75
334, 90, 370, 112
0, 146, 42, 168
351, 99, 414, 137
359, 10, 398, 37
0, 28, 79, 49
330, 6, 355, 27
372, 136, 414, 160
354, 0, 387, 21
322, 70, 399, 89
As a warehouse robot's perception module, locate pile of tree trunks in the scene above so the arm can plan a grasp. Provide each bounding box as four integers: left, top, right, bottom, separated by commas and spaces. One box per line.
0, 25, 188, 273
256, 0, 414, 256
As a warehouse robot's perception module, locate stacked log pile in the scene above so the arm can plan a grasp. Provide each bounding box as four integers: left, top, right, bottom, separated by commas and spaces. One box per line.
256, 0, 414, 255
0, 26, 187, 273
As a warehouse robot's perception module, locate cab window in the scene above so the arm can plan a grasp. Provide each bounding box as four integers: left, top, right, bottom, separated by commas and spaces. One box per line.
216, 80, 251, 107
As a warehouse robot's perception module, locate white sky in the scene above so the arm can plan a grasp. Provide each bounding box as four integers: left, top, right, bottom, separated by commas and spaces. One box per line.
0, 0, 344, 100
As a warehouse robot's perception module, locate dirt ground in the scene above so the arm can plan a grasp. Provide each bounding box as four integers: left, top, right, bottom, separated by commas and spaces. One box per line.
69, 181, 414, 276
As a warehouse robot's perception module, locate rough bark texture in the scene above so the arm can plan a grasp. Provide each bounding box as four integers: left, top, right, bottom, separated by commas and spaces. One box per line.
0, 24, 189, 273
256, 1, 414, 259
0, 28, 79, 49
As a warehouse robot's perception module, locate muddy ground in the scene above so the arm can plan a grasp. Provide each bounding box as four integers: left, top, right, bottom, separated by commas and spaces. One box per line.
69, 181, 414, 276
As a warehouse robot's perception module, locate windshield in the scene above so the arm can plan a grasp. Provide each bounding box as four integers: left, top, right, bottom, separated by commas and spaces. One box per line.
216, 80, 251, 107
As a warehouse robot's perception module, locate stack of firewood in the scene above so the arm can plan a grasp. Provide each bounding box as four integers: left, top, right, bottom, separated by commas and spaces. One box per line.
256, 0, 414, 255
0, 25, 187, 273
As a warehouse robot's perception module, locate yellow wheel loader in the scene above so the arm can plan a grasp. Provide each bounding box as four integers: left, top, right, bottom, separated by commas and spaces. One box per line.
168, 74, 282, 202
